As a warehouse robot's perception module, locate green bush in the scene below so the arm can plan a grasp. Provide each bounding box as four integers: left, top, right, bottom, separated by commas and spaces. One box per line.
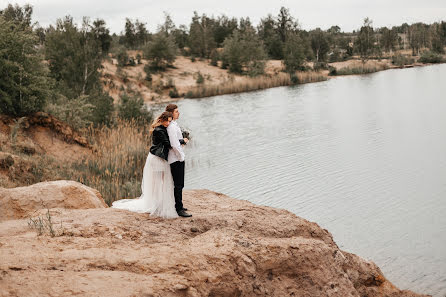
328, 66, 337, 76
290, 74, 299, 85
117, 94, 152, 125
117, 48, 130, 66
185, 91, 194, 98
391, 54, 415, 66
222, 30, 267, 76
88, 91, 114, 126
419, 51, 444, 63
144, 33, 177, 71
143, 64, 152, 81
45, 95, 95, 130
196, 72, 204, 84
169, 87, 180, 98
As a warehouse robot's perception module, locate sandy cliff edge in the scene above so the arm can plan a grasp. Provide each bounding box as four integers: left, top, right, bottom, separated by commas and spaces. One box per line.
0, 181, 430, 297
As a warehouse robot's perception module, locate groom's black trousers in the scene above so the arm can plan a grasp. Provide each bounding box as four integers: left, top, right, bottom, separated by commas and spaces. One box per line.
170, 161, 184, 212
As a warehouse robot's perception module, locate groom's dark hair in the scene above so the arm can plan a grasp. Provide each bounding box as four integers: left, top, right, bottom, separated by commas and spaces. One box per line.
165, 104, 178, 113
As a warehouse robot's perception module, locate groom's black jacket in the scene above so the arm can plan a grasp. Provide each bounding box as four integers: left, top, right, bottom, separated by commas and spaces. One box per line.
150, 126, 172, 161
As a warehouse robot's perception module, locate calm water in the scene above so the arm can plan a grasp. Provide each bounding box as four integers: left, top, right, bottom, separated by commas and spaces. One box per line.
154, 64, 446, 296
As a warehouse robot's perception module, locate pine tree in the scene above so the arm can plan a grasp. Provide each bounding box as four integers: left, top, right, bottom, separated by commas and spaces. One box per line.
0, 15, 51, 116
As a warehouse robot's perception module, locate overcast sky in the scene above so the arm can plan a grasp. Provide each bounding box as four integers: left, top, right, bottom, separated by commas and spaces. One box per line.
1, 0, 445, 33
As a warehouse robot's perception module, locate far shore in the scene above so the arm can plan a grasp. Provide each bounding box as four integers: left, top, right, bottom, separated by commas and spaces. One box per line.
100, 51, 445, 106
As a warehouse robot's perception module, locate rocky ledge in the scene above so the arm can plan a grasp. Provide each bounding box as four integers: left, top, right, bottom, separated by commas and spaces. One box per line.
0, 181, 429, 297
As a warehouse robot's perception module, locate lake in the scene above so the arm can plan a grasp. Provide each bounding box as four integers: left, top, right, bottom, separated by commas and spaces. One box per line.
153, 64, 446, 296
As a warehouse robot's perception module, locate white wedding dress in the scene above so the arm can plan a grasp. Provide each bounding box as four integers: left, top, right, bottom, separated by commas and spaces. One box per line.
112, 153, 178, 219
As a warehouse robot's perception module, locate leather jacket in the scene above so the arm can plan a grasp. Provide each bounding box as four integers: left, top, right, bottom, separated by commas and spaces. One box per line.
150, 126, 172, 161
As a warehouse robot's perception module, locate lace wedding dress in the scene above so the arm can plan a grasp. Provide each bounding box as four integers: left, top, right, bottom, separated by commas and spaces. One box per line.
112, 153, 178, 219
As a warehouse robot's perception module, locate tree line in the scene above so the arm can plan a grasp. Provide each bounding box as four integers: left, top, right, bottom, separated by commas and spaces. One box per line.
1, 4, 445, 124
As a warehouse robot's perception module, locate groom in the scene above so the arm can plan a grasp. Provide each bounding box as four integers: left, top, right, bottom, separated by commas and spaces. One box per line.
165, 104, 192, 218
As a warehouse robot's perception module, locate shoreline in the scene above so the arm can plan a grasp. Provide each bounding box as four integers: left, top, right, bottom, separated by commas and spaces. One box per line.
144, 60, 445, 106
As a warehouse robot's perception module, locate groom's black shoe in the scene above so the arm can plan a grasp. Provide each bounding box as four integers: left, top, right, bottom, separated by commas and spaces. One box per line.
177, 210, 192, 217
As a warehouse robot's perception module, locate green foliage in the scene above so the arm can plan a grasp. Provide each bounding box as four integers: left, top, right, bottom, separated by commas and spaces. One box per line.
276, 7, 299, 43
380, 27, 398, 52
120, 18, 149, 49
91, 19, 112, 53
0, 3, 32, 28
45, 16, 108, 98
430, 23, 445, 54
172, 25, 188, 49
290, 74, 299, 85
310, 28, 329, 61
196, 72, 205, 84
222, 29, 267, 75
355, 17, 376, 61
117, 94, 152, 124
188, 12, 216, 58
213, 15, 238, 46
257, 7, 299, 60
328, 66, 337, 76
408, 23, 429, 56
258, 15, 284, 59
391, 54, 414, 66
143, 64, 153, 82
144, 33, 177, 71
116, 47, 130, 66
88, 91, 114, 126
328, 48, 344, 62
419, 51, 444, 63
169, 87, 180, 98
0, 15, 51, 116
283, 33, 306, 74
45, 95, 95, 129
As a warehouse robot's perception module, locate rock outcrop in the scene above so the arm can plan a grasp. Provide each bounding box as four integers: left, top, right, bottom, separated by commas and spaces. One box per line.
0, 181, 429, 297
0, 180, 107, 220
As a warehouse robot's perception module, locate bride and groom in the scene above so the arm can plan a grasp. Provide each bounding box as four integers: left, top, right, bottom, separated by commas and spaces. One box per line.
112, 104, 192, 218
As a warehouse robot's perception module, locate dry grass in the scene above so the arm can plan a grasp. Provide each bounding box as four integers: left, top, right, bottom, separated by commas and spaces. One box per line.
72, 120, 151, 205
185, 71, 327, 98
1, 117, 152, 205
331, 60, 390, 76
295, 71, 328, 84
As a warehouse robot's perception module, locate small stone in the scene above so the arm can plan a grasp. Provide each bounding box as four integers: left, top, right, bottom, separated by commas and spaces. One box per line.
173, 283, 188, 290
190, 227, 199, 233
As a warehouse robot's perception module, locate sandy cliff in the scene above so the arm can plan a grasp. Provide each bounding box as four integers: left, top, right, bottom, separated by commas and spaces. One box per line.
0, 181, 429, 297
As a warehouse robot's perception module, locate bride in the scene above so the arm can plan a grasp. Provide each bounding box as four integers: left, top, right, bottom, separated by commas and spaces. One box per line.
112, 111, 178, 219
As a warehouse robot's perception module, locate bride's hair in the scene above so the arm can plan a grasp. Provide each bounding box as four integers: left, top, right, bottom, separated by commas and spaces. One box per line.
149, 111, 173, 135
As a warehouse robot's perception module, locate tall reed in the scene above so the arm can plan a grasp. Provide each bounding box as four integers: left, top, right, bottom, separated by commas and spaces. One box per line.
295, 71, 328, 84
73, 119, 151, 205
185, 73, 290, 98
332, 62, 389, 76
185, 72, 327, 99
